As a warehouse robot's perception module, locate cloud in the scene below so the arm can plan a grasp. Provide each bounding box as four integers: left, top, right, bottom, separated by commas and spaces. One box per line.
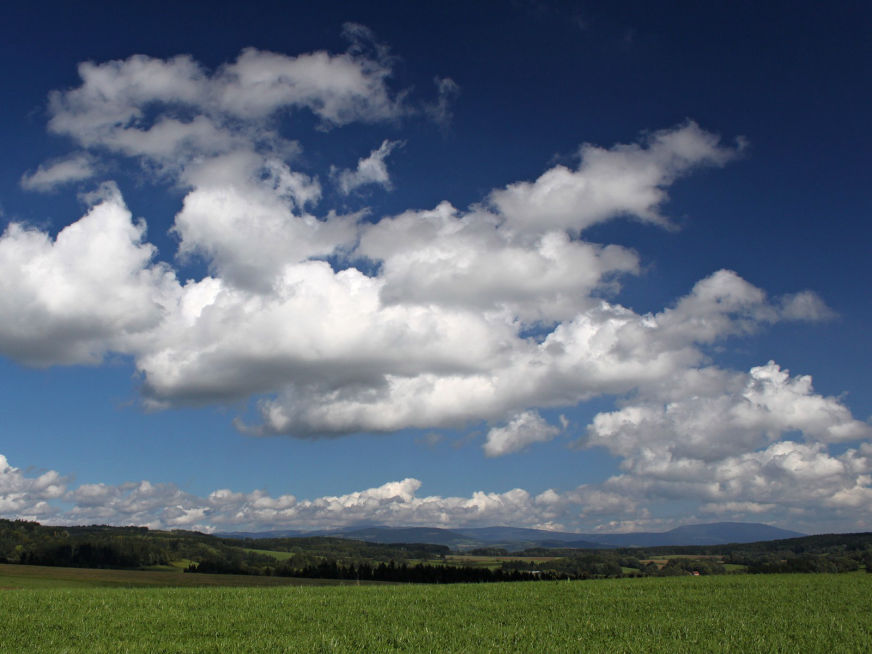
699, 501, 778, 515
357, 202, 640, 322
0, 155, 839, 440
424, 77, 461, 128
0, 182, 178, 366
20, 153, 97, 191
47, 41, 404, 153
237, 268, 822, 437
40, 33, 409, 217
334, 139, 403, 194
3, 443, 868, 532
216, 45, 401, 126
170, 152, 358, 291
584, 362, 871, 465
603, 440, 872, 512
0, 171, 835, 434
0, 455, 66, 520
36, 32, 414, 295
483, 411, 561, 457
570, 361, 872, 531
0, 453, 574, 531
4, 34, 869, 532
779, 291, 837, 322
416, 432, 444, 448
489, 121, 744, 235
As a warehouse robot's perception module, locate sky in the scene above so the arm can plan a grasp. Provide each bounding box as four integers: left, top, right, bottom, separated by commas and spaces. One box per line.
0, 0, 870, 535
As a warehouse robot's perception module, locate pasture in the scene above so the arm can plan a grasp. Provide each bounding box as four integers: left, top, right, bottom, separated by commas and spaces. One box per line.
0, 563, 369, 589
1, 569, 870, 652
445, 554, 561, 569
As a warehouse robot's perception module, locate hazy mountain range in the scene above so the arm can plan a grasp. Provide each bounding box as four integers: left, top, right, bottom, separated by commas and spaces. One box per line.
221, 522, 804, 551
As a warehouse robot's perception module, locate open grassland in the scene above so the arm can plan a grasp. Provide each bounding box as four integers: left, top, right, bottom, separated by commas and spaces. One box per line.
0, 563, 371, 589
238, 547, 297, 561
1, 572, 870, 652
446, 554, 561, 567
632, 554, 746, 574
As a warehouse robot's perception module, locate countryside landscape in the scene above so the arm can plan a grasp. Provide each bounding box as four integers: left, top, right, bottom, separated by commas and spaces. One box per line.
2, 1, 871, 651
2, 518, 872, 651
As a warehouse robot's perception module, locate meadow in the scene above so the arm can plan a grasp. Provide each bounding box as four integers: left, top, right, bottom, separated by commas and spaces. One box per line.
1, 569, 870, 652
0, 563, 370, 589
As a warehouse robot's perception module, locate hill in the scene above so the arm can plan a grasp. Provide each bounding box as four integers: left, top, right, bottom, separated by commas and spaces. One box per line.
3, 518, 869, 583
565, 522, 805, 548
223, 522, 803, 551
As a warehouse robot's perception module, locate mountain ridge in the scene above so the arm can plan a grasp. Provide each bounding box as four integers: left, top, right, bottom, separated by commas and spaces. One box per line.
219, 521, 804, 551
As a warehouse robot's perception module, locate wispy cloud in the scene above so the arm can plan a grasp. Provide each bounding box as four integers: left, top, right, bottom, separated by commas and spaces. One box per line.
20, 153, 96, 192
424, 77, 460, 128
333, 139, 404, 194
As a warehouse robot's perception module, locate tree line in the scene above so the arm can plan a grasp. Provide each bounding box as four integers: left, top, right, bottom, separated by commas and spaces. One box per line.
187, 558, 555, 583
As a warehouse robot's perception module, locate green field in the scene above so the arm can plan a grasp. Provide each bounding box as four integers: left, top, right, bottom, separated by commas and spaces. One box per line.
1, 569, 870, 652
0, 563, 372, 589
238, 547, 298, 561
445, 554, 561, 569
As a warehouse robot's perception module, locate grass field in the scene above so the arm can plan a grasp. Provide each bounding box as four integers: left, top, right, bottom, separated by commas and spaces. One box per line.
1, 569, 870, 652
0, 563, 371, 589
239, 547, 297, 561
445, 554, 561, 569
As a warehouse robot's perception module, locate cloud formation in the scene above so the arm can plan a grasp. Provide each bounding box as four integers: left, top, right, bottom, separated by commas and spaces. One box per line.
0, 183, 177, 366
489, 122, 743, 235
586, 362, 870, 462
47, 29, 403, 151
2, 441, 870, 533
20, 153, 96, 192
483, 411, 562, 457
334, 139, 403, 194
1, 30, 868, 532
425, 76, 460, 127
0, 455, 65, 520
1, 453, 564, 531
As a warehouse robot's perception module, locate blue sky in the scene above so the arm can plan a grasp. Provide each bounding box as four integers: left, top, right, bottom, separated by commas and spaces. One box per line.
0, 0, 870, 534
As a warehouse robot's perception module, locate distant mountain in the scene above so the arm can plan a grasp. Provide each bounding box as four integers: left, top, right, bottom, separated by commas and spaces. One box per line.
657, 522, 805, 546
220, 525, 478, 548
220, 522, 804, 551
453, 522, 803, 549
455, 526, 586, 543
452, 526, 604, 550
570, 522, 806, 548
338, 526, 478, 549
220, 529, 310, 539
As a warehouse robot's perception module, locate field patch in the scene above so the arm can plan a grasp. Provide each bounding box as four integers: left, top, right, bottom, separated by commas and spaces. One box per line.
0, 563, 374, 589
1, 572, 870, 652
236, 547, 297, 561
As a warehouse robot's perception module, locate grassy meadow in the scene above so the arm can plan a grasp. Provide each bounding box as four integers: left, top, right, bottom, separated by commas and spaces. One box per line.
1, 568, 870, 652
445, 554, 562, 568
0, 563, 375, 589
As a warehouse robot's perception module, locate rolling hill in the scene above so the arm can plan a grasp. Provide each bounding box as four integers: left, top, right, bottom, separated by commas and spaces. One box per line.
221, 522, 804, 551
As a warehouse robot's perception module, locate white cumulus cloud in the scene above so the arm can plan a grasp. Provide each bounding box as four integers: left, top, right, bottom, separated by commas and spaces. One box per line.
489, 121, 743, 235
0, 182, 178, 365
484, 411, 561, 457
1, 32, 867, 532
3, 444, 871, 533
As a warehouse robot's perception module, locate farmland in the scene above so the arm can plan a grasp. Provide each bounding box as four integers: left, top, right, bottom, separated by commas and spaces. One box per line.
0, 563, 374, 589
1, 570, 870, 652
